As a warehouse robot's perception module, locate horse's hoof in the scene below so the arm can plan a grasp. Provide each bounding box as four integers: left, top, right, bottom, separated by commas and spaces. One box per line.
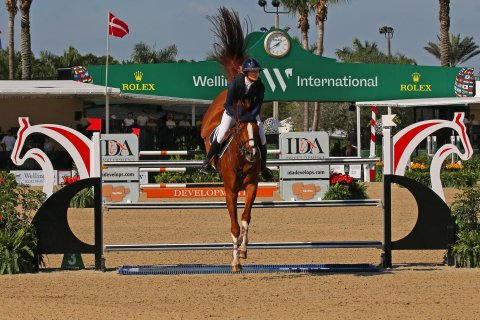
240, 250, 247, 259
231, 264, 242, 272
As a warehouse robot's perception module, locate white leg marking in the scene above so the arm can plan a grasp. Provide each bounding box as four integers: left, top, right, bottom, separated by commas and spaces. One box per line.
240, 221, 249, 256
247, 123, 254, 147
231, 233, 239, 265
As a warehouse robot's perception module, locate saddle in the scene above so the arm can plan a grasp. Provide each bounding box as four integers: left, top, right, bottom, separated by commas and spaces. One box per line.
208, 126, 234, 159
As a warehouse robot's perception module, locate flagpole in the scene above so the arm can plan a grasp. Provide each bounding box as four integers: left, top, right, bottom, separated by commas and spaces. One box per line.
105, 11, 110, 133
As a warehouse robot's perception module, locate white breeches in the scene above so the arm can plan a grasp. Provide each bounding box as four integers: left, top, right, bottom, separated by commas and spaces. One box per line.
216, 111, 266, 145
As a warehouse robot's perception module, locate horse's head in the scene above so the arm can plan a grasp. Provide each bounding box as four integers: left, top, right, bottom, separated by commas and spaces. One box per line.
234, 121, 260, 164
452, 112, 473, 159
11, 117, 32, 166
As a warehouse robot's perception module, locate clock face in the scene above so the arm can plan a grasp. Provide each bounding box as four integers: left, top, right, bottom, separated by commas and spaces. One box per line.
264, 31, 291, 58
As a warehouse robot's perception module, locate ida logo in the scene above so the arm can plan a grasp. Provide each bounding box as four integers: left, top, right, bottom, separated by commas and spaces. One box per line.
285, 137, 326, 155
102, 139, 134, 157
280, 131, 329, 160
101, 134, 139, 162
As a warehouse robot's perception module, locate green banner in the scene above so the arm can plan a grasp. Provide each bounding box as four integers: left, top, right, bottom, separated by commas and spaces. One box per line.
87, 29, 467, 102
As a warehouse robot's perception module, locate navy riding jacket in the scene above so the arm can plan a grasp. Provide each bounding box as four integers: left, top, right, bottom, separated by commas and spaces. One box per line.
224, 74, 265, 123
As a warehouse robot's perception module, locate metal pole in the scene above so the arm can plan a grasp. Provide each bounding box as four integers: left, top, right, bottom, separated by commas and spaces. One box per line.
105, 12, 110, 134
273, 10, 279, 120
356, 105, 361, 158
382, 125, 393, 268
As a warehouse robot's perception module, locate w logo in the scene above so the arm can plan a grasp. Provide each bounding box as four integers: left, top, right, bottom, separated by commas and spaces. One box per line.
262, 68, 293, 92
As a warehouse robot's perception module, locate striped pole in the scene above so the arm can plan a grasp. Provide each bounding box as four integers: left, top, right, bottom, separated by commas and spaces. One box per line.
369, 106, 377, 181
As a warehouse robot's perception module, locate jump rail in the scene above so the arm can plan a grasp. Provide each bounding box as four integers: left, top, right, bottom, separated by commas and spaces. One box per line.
104, 157, 379, 168
105, 199, 382, 210
139, 149, 281, 156
139, 166, 279, 173
140, 182, 279, 188
105, 241, 383, 252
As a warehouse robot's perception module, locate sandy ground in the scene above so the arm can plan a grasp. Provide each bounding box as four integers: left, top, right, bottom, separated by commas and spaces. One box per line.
1, 182, 480, 319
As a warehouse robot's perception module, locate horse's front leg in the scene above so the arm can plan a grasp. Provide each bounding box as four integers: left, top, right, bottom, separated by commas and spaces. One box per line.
225, 188, 241, 272
239, 183, 258, 259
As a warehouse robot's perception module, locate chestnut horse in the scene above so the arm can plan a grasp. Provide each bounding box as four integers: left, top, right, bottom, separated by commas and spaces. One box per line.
217, 118, 261, 271
201, 7, 262, 271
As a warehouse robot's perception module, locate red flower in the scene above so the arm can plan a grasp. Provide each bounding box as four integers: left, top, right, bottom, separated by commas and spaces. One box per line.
63, 176, 80, 185
0, 178, 4, 184
330, 173, 354, 185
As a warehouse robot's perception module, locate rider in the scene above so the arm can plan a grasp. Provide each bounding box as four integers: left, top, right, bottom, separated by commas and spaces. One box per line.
199, 57, 273, 180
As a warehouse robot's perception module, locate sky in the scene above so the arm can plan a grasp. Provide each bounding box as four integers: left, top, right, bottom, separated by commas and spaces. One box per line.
1, 0, 480, 70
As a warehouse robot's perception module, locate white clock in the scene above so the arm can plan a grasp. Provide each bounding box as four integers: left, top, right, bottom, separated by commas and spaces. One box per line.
264, 31, 291, 58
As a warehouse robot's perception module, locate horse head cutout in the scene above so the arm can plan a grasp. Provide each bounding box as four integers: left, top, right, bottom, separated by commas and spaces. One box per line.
392, 112, 472, 201
11, 117, 94, 197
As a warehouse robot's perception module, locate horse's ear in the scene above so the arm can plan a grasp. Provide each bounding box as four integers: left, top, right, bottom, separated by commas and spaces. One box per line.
18, 117, 31, 127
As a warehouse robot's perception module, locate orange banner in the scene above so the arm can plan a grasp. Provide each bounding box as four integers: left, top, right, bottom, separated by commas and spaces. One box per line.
142, 187, 277, 198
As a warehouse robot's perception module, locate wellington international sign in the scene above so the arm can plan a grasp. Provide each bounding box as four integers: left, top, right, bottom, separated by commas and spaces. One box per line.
87, 28, 473, 102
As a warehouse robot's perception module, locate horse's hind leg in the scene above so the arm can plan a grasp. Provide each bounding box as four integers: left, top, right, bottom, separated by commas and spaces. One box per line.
239, 183, 258, 259
226, 189, 241, 272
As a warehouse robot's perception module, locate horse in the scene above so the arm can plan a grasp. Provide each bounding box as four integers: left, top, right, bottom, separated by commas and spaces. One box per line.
213, 119, 261, 271
201, 7, 263, 271
11, 117, 94, 197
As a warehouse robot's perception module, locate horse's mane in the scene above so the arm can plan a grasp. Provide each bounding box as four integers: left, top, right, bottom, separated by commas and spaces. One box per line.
207, 6, 247, 81
201, 7, 248, 141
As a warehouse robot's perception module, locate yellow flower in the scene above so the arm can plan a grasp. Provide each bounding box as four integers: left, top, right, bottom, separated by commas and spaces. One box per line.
410, 162, 427, 171
445, 162, 464, 170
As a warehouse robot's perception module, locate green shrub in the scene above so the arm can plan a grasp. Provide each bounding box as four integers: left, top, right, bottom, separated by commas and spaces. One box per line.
405, 169, 478, 189
0, 227, 36, 274
70, 188, 95, 208
450, 186, 480, 268
450, 186, 480, 232
452, 230, 480, 268
0, 171, 44, 274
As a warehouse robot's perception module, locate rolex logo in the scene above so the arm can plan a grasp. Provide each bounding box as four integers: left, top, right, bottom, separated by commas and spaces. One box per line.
134, 71, 143, 82
412, 72, 420, 83
400, 72, 431, 92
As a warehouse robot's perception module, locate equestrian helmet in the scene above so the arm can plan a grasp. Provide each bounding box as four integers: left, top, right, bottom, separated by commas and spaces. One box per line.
242, 58, 263, 73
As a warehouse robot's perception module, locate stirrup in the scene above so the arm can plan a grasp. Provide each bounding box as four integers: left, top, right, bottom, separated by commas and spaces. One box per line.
199, 162, 212, 174
261, 167, 273, 181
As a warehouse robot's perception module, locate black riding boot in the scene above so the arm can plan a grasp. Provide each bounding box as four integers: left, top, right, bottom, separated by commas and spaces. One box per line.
260, 144, 273, 181
199, 140, 221, 174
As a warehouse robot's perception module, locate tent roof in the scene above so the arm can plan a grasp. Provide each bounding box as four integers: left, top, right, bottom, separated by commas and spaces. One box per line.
0, 80, 212, 106
355, 97, 480, 107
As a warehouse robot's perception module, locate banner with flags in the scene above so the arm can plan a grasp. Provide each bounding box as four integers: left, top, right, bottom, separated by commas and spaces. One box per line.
108, 13, 129, 38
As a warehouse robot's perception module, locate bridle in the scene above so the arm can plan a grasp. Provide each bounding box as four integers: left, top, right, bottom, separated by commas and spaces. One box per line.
227, 119, 259, 178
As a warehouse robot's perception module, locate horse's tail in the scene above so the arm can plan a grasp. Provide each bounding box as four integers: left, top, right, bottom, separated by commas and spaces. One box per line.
208, 6, 246, 81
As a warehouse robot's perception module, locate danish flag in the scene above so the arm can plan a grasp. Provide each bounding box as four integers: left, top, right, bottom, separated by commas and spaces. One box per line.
109, 13, 129, 38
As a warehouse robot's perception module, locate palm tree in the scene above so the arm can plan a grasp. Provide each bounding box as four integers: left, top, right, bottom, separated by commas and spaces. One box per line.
336, 38, 416, 64
281, 0, 312, 50
310, 0, 350, 131
281, 0, 313, 131
438, 0, 451, 67
130, 42, 178, 64
5, 0, 18, 79
424, 33, 480, 67
32, 50, 58, 79
19, 0, 33, 79
61, 46, 82, 67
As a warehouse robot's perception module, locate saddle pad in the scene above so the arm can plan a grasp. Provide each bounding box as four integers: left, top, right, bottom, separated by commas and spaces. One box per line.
209, 127, 233, 158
